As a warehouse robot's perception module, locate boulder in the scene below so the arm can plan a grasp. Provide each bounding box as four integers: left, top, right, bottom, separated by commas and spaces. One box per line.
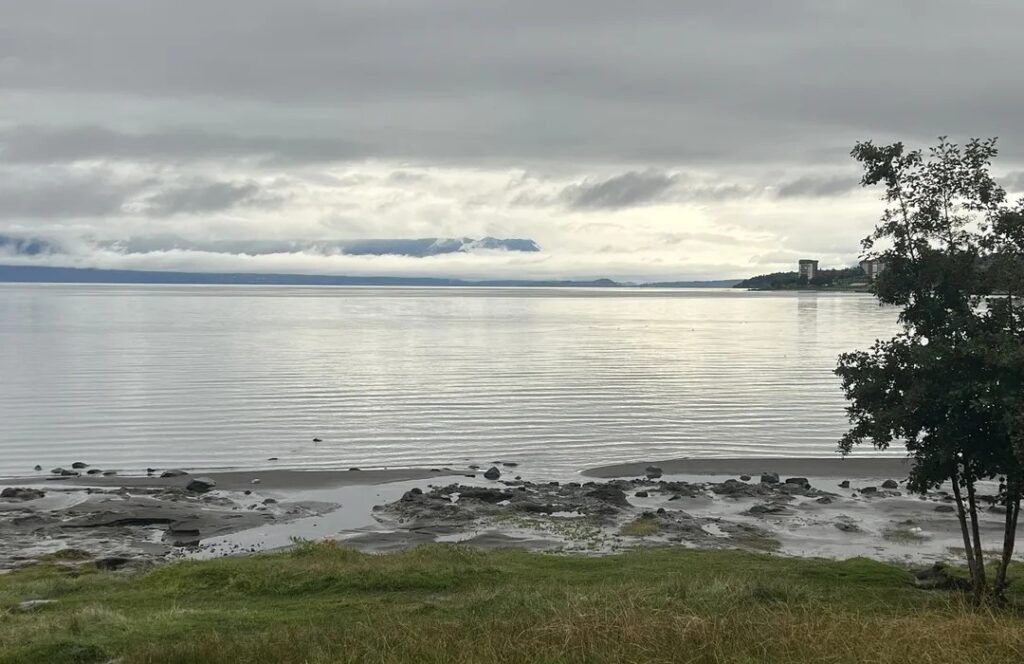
739, 475, 751, 481
881, 479, 899, 489
785, 477, 810, 487
860, 486, 878, 495
33, 465, 42, 472
838, 480, 850, 489
760, 472, 780, 484
0, 487, 45, 501
934, 504, 956, 513
185, 477, 216, 493
71, 462, 89, 469
585, 485, 630, 508
160, 469, 188, 478
483, 467, 501, 480
645, 465, 663, 479
634, 491, 649, 498
834, 521, 861, 533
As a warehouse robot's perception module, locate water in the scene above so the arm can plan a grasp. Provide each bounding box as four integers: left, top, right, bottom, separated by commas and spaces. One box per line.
0, 284, 899, 477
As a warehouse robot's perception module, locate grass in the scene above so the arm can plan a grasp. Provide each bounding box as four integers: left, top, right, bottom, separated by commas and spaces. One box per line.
0, 542, 1021, 663
619, 516, 662, 537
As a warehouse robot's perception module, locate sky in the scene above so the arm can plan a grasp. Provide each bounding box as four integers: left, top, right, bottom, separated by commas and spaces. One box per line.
2, 0, 1024, 281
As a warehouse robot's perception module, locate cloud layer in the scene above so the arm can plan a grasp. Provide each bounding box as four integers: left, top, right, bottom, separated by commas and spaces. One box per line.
2, 1, 1023, 280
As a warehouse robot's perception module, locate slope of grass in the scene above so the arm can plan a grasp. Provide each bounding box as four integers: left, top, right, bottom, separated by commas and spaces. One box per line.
0, 542, 1022, 663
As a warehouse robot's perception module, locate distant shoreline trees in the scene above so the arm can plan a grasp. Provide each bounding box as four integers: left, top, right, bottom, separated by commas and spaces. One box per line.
836, 137, 1024, 600
734, 266, 866, 290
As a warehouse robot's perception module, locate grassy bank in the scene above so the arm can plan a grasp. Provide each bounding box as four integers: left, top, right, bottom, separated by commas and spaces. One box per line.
1, 543, 1022, 664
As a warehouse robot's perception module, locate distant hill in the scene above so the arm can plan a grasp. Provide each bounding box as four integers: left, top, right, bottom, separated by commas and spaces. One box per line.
0, 265, 740, 288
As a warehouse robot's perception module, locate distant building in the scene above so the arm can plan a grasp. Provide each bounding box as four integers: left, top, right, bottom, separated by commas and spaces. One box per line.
798, 259, 819, 280
859, 259, 887, 280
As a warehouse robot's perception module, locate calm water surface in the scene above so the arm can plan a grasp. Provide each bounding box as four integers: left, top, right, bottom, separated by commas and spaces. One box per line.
0, 285, 899, 477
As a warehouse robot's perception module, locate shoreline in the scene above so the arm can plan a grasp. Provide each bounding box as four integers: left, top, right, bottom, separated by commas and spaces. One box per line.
5, 454, 1009, 571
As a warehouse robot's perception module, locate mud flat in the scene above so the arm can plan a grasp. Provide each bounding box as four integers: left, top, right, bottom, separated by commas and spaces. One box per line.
584, 456, 912, 479
1, 459, 1017, 569
0, 467, 444, 569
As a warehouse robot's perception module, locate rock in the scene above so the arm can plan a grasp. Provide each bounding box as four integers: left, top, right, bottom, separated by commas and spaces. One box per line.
645, 465, 663, 479
262, 498, 277, 505
860, 486, 878, 494
483, 467, 501, 480
739, 475, 751, 481
86, 469, 103, 475
881, 479, 899, 489
14, 600, 56, 612
267, 457, 279, 461
243, 490, 252, 495
815, 496, 834, 504
584, 485, 630, 508
312, 438, 322, 442
348, 467, 361, 472
167, 521, 201, 537
401, 487, 424, 502
95, 556, 133, 571
914, 563, 970, 590
668, 494, 682, 501
71, 462, 89, 469
185, 477, 216, 493
251, 479, 261, 485
102, 471, 117, 476
0, 487, 45, 501
748, 502, 791, 515
50, 467, 65, 475
634, 491, 649, 498
33, 464, 42, 471
785, 477, 810, 487
502, 462, 519, 467
838, 480, 850, 488
468, 465, 480, 470
760, 472, 780, 484
834, 521, 861, 533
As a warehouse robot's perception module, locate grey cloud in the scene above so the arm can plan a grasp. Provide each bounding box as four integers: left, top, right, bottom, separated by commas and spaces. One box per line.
560, 171, 679, 210
1003, 172, 1024, 193
140, 180, 277, 216
3, 1, 1024, 166
0, 167, 281, 220
0, 126, 365, 166
775, 176, 860, 199
0, 171, 139, 219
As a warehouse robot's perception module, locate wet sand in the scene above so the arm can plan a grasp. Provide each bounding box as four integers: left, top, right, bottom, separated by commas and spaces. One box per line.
584, 456, 911, 479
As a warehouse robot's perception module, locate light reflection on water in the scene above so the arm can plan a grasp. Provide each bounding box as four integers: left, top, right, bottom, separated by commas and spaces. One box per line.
0, 285, 899, 476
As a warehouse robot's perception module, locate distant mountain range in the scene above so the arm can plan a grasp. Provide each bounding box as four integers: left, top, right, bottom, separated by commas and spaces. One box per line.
0, 265, 740, 289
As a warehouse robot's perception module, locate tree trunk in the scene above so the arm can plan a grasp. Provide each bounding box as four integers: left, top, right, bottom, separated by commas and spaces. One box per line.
995, 491, 1021, 597
950, 471, 982, 593
965, 478, 988, 593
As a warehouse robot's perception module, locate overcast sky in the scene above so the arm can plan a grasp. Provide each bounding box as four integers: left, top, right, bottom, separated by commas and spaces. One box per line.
2, 0, 1023, 280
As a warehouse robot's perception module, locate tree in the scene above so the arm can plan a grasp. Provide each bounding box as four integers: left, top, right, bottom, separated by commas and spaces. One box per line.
836, 137, 1024, 599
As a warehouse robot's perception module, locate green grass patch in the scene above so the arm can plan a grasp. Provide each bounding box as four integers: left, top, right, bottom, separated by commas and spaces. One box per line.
0, 543, 1022, 663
